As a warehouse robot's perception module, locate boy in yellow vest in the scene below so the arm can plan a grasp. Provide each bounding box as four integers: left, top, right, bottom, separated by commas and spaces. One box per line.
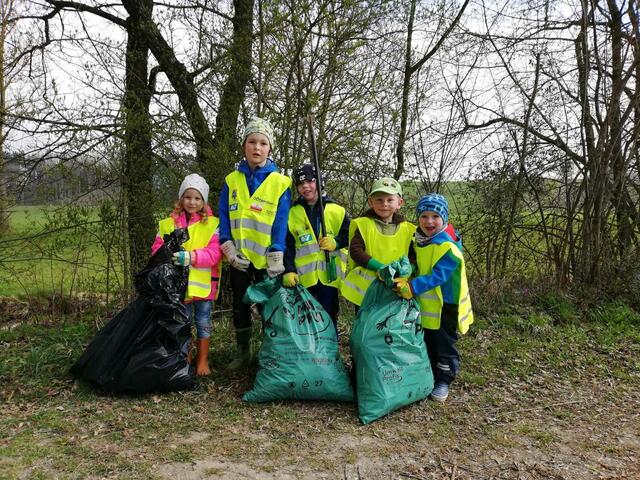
151, 173, 222, 376
341, 177, 415, 307
393, 194, 473, 402
218, 117, 292, 371
282, 164, 350, 331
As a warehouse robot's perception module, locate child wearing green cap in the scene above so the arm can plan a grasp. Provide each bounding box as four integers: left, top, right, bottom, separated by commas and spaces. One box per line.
392, 193, 474, 402
340, 177, 416, 307
218, 117, 292, 371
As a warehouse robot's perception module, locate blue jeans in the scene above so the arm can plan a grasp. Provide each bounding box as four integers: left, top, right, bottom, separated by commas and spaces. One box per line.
188, 300, 213, 339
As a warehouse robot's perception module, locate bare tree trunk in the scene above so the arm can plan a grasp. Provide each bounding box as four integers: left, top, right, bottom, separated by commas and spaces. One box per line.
122, 0, 155, 278
0, 0, 15, 234
607, 0, 634, 255
501, 54, 541, 274
575, 1, 601, 283
121, 0, 216, 177
631, 2, 640, 244
256, 0, 264, 116
394, 0, 416, 181
394, 0, 470, 179
43, 1, 253, 207
209, 0, 255, 203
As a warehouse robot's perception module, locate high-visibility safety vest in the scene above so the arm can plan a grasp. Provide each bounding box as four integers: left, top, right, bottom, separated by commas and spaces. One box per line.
340, 217, 416, 306
287, 203, 348, 288
414, 236, 473, 334
225, 171, 292, 269
158, 215, 221, 301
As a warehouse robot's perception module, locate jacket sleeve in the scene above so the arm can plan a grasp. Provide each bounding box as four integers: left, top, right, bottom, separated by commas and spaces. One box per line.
150, 233, 164, 255
268, 187, 292, 252
349, 227, 371, 268
335, 211, 350, 250
410, 249, 460, 295
191, 229, 222, 268
283, 229, 297, 273
218, 182, 232, 244
150, 219, 166, 255
408, 242, 417, 268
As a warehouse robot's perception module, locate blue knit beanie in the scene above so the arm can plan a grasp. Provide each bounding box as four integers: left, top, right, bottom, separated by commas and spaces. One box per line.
416, 193, 449, 224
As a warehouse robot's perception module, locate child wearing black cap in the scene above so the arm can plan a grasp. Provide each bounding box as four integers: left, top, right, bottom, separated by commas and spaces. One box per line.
283, 163, 350, 331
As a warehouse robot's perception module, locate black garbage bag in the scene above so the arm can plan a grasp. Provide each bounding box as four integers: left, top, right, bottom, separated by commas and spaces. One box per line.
70, 228, 196, 393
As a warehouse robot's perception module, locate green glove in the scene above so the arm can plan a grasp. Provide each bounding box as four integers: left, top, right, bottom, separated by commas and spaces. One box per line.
367, 258, 385, 280
367, 258, 385, 271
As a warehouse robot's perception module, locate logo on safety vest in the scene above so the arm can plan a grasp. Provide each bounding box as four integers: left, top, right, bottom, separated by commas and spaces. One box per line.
229, 203, 238, 211
299, 233, 313, 243
250, 203, 263, 212
231, 189, 237, 199
253, 196, 275, 207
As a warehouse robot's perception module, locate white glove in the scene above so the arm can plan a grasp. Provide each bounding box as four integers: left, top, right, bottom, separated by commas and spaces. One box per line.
172, 251, 192, 266
221, 240, 250, 271
266, 251, 285, 278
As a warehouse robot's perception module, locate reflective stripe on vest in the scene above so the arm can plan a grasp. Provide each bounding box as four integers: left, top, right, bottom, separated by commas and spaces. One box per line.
226, 170, 292, 269
340, 217, 416, 306
158, 215, 220, 300
288, 203, 347, 288
415, 238, 474, 334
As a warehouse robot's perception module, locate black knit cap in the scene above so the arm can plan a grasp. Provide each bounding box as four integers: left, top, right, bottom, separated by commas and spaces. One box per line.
295, 163, 317, 185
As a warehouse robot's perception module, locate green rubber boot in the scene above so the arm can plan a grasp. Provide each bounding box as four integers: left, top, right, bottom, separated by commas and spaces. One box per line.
227, 327, 252, 371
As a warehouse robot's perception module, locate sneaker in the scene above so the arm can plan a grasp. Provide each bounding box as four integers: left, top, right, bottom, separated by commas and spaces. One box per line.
430, 382, 449, 402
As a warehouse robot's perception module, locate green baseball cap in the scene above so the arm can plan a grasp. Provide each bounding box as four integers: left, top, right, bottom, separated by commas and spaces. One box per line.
369, 177, 403, 197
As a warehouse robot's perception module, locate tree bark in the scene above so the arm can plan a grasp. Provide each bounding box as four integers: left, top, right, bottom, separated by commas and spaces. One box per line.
121, 0, 216, 178
123, 0, 156, 277
607, 0, 634, 256
209, 0, 255, 203
0, 0, 15, 234
395, 0, 470, 179
394, 0, 416, 181
575, 4, 601, 282
501, 54, 542, 274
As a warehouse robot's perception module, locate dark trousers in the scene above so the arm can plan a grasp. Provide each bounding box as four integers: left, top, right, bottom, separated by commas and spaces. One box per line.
229, 265, 266, 330
423, 303, 460, 385
307, 283, 339, 329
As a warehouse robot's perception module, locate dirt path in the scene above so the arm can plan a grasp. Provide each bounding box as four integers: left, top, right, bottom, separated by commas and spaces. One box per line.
151, 373, 640, 480
3, 311, 639, 479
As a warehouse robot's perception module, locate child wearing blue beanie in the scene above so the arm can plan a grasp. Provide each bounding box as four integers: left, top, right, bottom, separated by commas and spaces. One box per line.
393, 193, 474, 402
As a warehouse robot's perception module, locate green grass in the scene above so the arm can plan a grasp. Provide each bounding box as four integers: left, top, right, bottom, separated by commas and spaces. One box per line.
1, 205, 125, 297
516, 421, 559, 447
1, 200, 639, 476
1, 302, 639, 478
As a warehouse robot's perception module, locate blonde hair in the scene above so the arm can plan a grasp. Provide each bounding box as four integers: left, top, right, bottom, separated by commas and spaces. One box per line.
171, 199, 209, 223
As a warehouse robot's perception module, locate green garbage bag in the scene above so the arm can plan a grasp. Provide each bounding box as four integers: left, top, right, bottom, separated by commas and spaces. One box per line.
350, 257, 434, 424
242, 277, 355, 403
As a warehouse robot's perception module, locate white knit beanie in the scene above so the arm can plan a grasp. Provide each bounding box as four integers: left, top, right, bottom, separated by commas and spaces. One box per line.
178, 173, 209, 202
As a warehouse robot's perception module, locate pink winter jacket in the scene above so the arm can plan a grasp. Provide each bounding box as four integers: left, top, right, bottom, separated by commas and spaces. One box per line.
151, 207, 222, 301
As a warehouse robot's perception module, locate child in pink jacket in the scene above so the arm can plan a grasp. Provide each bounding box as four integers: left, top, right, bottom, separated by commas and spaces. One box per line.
151, 174, 222, 376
